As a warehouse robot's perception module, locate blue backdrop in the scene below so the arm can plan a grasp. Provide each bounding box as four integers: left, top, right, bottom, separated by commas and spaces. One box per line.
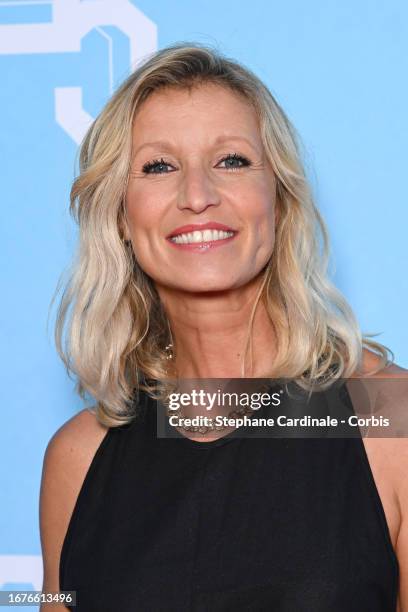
1, 0, 406, 598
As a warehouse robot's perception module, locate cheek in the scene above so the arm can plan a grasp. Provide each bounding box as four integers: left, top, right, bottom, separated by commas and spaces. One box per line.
246, 186, 277, 261
256, 213, 276, 259
125, 185, 164, 234
246, 183, 276, 233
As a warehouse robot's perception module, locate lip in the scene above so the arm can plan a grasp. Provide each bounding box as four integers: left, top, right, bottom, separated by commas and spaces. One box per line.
166, 222, 238, 253
166, 222, 237, 239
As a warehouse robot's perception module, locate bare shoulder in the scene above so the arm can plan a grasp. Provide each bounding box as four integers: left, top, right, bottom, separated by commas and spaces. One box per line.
39, 408, 108, 607
352, 347, 408, 378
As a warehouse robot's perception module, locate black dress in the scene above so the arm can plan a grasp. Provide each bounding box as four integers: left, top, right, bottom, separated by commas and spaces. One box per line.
59, 382, 398, 611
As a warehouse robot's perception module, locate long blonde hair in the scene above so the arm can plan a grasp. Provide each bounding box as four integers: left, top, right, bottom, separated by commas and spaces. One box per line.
51, 42, 392, 426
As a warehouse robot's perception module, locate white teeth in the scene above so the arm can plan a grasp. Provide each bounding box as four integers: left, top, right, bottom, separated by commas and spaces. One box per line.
171, 229, 234, 244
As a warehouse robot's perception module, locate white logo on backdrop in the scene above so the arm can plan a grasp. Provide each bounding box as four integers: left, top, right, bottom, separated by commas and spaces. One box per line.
0, 555, 43, 591
0, 0, 157, 142
0, 0, 156, 587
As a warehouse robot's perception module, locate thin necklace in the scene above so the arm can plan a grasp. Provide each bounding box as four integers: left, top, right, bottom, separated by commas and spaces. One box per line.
163, 341, 253, 435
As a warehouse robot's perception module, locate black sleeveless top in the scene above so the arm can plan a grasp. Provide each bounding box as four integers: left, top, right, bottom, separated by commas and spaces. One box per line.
59, 382, 399, 611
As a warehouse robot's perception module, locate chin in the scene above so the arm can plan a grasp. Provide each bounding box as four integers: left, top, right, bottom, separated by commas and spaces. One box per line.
168, 278, 239, 293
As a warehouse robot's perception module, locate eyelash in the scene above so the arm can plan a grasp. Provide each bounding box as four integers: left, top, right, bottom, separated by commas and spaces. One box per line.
141, 152, 251, 174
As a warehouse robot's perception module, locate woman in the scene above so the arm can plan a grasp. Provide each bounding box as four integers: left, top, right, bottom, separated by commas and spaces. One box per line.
40, 43, 408, 611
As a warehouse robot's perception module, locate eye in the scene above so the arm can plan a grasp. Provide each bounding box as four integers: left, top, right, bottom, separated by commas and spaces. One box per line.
217, 153, 251, 171
142, 157, 175, 174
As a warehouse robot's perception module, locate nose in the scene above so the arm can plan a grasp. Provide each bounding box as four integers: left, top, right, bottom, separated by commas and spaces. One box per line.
177, 164, 221, 213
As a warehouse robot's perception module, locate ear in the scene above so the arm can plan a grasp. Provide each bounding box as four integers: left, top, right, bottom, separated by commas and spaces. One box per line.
118, 203, 131, 241
122, 225, 131, 242
274, 198, 281, 226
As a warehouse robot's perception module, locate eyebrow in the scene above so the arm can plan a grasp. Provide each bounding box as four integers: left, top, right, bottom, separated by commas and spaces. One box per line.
213, 135, 259, 149
132, 135, 261, 157
133, 140, 175, 156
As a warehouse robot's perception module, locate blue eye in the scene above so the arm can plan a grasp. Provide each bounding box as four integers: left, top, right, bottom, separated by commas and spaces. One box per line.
218, 153, 250, 171
142, 157, 174, 174
141, 152, 250, 175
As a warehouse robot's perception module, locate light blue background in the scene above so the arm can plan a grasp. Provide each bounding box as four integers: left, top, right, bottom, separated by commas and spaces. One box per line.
0, 0, 406, 592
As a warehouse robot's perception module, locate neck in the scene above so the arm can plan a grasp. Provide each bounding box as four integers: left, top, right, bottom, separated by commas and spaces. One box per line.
155, 275, 277, 379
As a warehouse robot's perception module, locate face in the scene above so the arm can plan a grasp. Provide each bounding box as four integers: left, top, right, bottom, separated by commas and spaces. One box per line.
124, 82, 278, 293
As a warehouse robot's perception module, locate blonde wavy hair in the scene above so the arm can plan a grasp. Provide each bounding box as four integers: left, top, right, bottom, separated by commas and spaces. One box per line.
51, 42, 392, 427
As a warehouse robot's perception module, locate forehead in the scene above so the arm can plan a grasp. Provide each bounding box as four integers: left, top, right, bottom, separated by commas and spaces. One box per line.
131, 82, 261, 146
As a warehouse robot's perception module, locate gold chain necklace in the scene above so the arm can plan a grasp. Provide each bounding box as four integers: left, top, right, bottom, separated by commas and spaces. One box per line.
163, 342, 254, 435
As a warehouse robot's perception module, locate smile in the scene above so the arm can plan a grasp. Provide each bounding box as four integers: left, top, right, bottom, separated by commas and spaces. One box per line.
170, 229, 234, 244
167, 229, 237, 252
